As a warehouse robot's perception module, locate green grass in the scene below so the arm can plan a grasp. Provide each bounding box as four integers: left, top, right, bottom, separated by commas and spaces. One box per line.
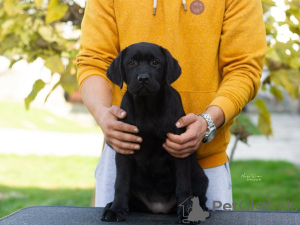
1, 156, 300, 218
231, 160, 300, 211
0, 101, 100, 133
0, 186, 94, 217
0, 154, 99, 218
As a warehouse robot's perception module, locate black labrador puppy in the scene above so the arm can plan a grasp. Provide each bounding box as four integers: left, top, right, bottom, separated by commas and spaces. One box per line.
101, 42, 209, 224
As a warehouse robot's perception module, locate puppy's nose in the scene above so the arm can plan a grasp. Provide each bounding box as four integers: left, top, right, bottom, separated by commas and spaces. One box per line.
137, 74, 149, 84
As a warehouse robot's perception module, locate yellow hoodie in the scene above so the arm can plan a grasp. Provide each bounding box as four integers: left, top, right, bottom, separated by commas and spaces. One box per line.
77, 0, 267, 168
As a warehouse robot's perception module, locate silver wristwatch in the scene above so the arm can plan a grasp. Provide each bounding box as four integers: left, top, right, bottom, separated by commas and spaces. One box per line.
198, 113, 216, 143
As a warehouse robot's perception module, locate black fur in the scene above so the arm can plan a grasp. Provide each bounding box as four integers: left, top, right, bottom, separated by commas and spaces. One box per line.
102, 42, 208, 224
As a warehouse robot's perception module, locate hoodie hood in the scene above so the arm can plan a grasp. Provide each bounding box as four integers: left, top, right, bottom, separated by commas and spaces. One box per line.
153, 0, 187, 15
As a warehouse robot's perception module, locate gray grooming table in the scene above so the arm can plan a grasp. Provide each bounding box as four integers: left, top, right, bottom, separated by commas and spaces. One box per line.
0, 206, 299, 225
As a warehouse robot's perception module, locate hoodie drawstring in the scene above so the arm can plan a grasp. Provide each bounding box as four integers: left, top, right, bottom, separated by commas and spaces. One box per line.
153, 0, 187, 15
182, 0, 187, 11
153, 0, 157, 15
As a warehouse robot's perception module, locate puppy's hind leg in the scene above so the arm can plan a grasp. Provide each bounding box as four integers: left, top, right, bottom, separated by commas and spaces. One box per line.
174, 157, 193, 224
190, 156, 209, 212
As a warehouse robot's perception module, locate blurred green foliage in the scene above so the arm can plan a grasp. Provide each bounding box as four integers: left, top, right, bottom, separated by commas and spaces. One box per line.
260, 0, 300, 136
0, 0, 83, 108
0, 0, 299, 137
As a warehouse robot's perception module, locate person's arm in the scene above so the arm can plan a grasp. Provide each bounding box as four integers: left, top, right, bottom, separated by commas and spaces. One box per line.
80, 76, 142, 154
77, 0, 142, 154
163, 0, 266, 158
210, 0, 267, 123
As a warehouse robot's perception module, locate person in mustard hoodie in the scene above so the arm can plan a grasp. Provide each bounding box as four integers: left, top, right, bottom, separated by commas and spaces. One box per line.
77, 0, 267, 210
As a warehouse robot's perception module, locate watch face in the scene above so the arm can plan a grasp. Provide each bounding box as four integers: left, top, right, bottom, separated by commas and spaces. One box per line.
206, 128, 217, 142
199, 113, 216, 143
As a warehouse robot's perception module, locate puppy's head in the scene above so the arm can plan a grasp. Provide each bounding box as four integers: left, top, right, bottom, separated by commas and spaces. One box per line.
107, 42, 181, 96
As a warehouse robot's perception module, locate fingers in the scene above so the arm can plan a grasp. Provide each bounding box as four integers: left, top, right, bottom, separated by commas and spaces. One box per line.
105, 129, 142, 154
105, 121, 142, 154
101, 105, 142, 155
106, 119, 139, 134
106, 128, 142, 143
163, 113, 207, 158
109, 137, 141, 154
109, 105, 127, 119
165, 148, 197, 158
163, 144, 196, 158
175, 113, 198, 128
163, 133, 201, 158
107, 105, 139, 133
166, 132, 193, 145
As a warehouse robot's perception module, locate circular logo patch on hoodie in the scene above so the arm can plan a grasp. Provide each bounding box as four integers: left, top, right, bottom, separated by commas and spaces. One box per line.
190, 0, 205, 15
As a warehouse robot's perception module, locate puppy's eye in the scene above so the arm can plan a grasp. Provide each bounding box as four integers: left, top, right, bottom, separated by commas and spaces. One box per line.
128, 60, 136, 66
150, 59, 159, 66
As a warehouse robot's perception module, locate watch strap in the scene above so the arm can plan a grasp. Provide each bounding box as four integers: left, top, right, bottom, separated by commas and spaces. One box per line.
198, 113, 216, 143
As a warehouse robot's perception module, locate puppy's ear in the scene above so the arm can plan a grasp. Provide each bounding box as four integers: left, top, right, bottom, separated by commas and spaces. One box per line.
162, 48, 182, 85
106, 50, 125, 89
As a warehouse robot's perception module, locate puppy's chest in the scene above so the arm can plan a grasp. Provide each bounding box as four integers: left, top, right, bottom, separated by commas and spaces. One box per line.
133, 113, 176, 139
120, 92, 183, 137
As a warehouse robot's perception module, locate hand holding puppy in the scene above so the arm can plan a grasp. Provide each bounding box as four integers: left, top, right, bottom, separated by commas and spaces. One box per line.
163, 105, 225, 158
163, 113, 207, 158
99, 105, 142, 155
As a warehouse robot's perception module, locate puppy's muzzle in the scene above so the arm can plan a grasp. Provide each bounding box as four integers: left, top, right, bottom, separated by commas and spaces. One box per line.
137, 74, 150, 84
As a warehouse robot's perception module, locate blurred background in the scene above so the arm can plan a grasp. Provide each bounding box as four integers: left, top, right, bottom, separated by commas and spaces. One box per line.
0, 0, 299, 218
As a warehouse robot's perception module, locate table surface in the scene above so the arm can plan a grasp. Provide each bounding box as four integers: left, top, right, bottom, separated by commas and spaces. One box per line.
0, 206, 299, 225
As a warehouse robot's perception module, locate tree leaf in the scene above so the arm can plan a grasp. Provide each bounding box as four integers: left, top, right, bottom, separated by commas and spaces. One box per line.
270, 70, 299, 100
1, 19, 15, 38
266, 47, 281, 63
288, 70, 300, 86
24, 79, 46, 110
34, 0, 43, 8
3, 0, 18, 16
60, 73, 77, 95
254, 99, 273, 137
289, 56, 300, 69
0, 34, 20, 54
45, 55, 65, 74
45, 79, 60, 103
261, 0, 275, 12
270, 85, 283, 102
46, 0, 68, 24
38, 25, 55, 43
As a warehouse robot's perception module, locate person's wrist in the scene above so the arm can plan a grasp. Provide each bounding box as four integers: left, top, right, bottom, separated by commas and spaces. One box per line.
95, 105, 110, 128
197, 114, 208, 134
197, 113, 217, 143
204, 106, 225, 128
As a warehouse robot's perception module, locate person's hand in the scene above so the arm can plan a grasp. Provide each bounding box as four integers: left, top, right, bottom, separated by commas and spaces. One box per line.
99, 105, 142, 154
163, 113, 207, 158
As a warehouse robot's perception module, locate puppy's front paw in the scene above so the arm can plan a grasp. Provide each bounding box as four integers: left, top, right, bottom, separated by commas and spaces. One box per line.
101, 202, 128, 222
